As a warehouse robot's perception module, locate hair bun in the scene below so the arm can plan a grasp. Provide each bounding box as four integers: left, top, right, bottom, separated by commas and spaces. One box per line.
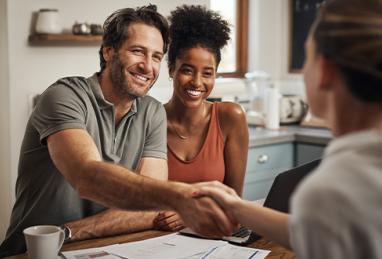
169, 5, 230, 50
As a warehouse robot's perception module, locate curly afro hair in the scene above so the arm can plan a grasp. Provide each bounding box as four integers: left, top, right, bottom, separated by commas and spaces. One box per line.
167, 5, 231, 70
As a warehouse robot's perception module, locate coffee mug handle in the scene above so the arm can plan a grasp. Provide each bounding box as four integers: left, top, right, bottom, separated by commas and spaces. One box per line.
58, 228, 65, 252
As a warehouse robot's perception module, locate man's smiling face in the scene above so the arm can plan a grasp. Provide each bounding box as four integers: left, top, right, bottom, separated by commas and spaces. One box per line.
108, 22, 164, 98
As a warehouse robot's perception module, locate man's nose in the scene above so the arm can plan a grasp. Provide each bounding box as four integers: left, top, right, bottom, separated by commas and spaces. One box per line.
137, 56, 153, 73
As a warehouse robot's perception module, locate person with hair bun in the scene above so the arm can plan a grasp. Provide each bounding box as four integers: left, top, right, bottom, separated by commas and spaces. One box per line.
194, 0, 382, 258
153, 5, 249, 231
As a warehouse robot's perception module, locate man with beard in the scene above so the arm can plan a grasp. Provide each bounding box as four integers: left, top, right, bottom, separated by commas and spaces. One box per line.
0, 5, 236, 257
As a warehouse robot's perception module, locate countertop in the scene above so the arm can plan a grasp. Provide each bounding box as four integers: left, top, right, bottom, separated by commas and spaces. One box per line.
249, 126, 332, 147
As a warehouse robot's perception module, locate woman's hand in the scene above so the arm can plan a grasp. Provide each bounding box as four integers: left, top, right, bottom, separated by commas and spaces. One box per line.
153, 211, 185, 232
193, 181, 242, 210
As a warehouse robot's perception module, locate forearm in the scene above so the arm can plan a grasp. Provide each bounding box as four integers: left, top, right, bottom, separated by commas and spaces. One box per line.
65, 209, 158, 241
234, 200, 291, 248
77, 161, 187, 212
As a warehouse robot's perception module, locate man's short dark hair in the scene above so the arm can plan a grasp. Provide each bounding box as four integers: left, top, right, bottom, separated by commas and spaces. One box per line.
99, 5, 169, 72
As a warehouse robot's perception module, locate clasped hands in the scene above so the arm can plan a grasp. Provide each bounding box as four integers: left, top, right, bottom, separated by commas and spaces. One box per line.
154, 181, 243, 238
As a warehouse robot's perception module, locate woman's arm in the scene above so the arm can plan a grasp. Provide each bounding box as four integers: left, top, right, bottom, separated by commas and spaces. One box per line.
195, 183, 291, 248
218, 102, 249, 196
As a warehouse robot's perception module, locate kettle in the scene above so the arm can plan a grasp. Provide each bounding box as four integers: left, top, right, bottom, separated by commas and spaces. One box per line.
279, 95, 308, 124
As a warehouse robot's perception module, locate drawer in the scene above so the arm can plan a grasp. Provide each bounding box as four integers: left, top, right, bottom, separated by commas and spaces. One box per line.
246, 143, 294, 173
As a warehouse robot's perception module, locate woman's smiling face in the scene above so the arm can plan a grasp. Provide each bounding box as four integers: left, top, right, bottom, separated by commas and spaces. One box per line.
170, 47, 217, 108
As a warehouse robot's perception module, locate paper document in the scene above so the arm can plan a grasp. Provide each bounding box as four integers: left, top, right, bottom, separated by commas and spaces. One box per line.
104, 233, 270, 259
61, 244, 122, 259
61, 233, 270, 259
200, 244, 270, 259
104, 233, 226, 259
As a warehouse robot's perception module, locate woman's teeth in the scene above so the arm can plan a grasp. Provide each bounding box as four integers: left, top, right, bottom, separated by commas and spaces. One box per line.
187, 89, 202, 97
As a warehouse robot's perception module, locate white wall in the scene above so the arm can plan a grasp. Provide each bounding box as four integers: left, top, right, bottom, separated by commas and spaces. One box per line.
1, 0, 208, 241
0, 0, 11, 242
248, 0, 304, 95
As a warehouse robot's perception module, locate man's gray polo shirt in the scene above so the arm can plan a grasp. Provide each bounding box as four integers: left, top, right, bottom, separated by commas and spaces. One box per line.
0, 73, 167, 256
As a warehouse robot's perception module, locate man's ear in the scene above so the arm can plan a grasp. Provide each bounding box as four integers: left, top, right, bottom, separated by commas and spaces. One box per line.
317, 56, 339, 91
102, 46, 114, 62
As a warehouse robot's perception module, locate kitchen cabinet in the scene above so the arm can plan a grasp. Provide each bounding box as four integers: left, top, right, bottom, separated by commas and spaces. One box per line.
243, 126, 331, 201
243, 142, 294, 200
295, 143, 325, 166
243, 141, 326, 201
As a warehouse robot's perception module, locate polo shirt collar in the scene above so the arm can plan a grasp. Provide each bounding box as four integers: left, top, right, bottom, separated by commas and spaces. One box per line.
87, 73, 138, 114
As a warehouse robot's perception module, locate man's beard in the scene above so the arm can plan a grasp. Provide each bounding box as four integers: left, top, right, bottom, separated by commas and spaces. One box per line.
109, 54, 153, 99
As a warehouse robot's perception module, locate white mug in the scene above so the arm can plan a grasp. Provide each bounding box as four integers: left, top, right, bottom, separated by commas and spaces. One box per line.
23, 225, 65, 259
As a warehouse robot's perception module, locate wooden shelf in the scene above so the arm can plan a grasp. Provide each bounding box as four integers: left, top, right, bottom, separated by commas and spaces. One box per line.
28, 33, 102, 46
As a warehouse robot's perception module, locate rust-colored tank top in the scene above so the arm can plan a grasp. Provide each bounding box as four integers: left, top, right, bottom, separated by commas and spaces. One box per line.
167, 103, 225, 183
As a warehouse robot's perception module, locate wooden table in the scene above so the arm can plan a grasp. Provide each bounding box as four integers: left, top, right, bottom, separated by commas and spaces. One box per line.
6, 230, 295, 259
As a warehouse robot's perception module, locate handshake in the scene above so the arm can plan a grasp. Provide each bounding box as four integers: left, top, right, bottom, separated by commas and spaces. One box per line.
155, 181, 245, 238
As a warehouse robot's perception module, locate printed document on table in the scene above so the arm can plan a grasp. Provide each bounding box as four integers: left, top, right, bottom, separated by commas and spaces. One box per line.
104, 233, 226, 259
61, 244, 122, 259
104, 233, 270, 259
200, 243, 271, 259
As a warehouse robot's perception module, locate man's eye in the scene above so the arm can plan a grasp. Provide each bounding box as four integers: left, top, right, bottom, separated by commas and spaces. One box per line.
182, 68, 193, 74
132, 49, 143, 54
153, 55, 163, 62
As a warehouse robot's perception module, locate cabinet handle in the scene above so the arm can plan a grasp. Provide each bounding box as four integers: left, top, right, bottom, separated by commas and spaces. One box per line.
257, 154, 269, 164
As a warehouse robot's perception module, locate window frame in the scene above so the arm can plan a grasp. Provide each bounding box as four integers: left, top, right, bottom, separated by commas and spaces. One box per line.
216, 0, 249, 78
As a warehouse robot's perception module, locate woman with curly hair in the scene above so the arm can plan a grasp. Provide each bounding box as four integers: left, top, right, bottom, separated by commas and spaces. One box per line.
153, 5, 249, 231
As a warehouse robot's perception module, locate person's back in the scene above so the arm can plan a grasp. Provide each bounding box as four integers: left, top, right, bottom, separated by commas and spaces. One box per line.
290, 131, 382, 258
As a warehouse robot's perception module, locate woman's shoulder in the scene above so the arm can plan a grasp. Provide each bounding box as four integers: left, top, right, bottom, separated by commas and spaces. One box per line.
216, 101, 247, 133
216, 101, 246, 121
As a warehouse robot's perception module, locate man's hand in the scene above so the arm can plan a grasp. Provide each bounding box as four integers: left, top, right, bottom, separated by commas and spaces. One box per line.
169, 182, 239, 237
192, 181, 242, 211
153, 211, 184, 232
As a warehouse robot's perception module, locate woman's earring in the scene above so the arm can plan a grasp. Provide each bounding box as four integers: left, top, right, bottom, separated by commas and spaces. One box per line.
169, 77, 173, 81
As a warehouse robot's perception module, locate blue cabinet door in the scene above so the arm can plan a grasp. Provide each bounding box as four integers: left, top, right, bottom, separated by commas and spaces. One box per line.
243, 143, 294, 200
